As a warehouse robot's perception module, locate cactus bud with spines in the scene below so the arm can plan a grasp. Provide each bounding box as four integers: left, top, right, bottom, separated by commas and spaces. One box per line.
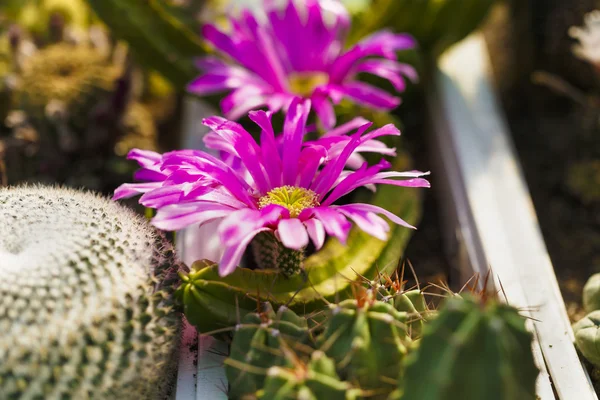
368, 272, 431, 339
318, 292, 410, 396
258, 351, 363, 400
401, 295, 538, 400
225, 302, 315, 399
0, 185, 181, 399
573, 310, 600, 367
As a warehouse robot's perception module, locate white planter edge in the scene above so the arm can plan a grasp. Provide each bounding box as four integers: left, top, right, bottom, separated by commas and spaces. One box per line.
427, 32, 597, 400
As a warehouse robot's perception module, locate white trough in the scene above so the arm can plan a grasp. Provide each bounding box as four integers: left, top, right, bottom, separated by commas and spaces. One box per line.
172, 33, 597, 400
427, 33, 597, 400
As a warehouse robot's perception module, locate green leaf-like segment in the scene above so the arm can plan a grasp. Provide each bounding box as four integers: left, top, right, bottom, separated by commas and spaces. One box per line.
347, 0, 496, 56
85, 0, 205, 88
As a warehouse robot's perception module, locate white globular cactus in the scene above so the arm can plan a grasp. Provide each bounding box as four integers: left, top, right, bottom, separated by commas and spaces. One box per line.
0, 186, 181, 399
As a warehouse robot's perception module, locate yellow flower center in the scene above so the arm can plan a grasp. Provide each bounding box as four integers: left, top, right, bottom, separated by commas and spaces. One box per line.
288, 72, 329, 97
258, 186, 320, 218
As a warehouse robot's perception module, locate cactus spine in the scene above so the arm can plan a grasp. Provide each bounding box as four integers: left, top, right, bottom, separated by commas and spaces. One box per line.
224, 302, 314, 399
369, 273, 430, 339
401, 295, 538, 400
259, 351, 363, 400
0, 186, 181, 399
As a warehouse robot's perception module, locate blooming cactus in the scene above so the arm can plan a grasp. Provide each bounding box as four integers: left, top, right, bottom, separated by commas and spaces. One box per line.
188, 0, 417, 128
114, 99, 429, 276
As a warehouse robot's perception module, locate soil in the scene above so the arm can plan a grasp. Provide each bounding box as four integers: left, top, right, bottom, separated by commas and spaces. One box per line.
483, 1, 600, 321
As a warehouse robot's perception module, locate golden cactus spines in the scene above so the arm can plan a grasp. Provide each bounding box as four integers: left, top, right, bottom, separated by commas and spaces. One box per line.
14, 43, 120, 119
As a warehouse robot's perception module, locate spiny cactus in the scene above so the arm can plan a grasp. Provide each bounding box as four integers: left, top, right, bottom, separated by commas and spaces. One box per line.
0, 185, 181, 399
13, 43, 119, 122
224, 302, 314, 399
177, 152, 422, 333
573, 310, 600, 367
258, 351, 363, 400
369, 273, 430, 339
401, 295, 538, 400
318, 293, 410, 397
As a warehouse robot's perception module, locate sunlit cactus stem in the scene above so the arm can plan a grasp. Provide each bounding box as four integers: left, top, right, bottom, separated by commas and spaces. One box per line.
251, 231, 305, 277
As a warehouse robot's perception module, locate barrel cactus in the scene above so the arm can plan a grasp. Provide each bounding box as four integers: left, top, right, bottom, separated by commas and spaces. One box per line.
258, 351, 363, 400
0, 186, 181, 399
573, 310, 600, 367
318, 294, 410, 396
13, 43, 119, 122
224, 302, 314, 399
401, 295, 538, 400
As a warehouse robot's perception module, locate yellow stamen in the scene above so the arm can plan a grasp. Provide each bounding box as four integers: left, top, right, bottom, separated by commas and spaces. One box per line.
288, 72, 329, 97
258, 186, 319, 218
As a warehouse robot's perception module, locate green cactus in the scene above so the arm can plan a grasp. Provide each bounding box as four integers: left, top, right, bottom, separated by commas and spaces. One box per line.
224, 302, 314, 399
344, 0, 496, 56
0, 186, 181, 399
318, 294, 410, 397
13, 43, 120, 121
401, 295, 538, 400
583, 273, 600, 313
573, 311, 600, 367
85, 0, 205, 89
258, 351, 363, 400
176, 151, 422, 333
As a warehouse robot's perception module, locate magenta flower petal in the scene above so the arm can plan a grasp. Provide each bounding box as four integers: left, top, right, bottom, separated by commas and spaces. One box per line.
113, 182, 162, 200
190, 0, 416, 128
282, 99, 311, 185
307, 207, 352, 244
249, 110, 283, 188
304, 218, 326, 250
277, 218, 309, 250
331, 82, 401, 110
202, 116, 270, 193
335, 206, 390, 241
220, 227, 271, 276
151, 202, 236, 231
336, 203, 417, 230
323, 117, 370, 137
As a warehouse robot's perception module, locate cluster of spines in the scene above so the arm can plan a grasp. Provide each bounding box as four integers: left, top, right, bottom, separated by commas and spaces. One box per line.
222, 270, 539, 400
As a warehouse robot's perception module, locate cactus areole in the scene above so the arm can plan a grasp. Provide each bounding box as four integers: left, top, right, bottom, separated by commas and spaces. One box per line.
0, 186, 181, 399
